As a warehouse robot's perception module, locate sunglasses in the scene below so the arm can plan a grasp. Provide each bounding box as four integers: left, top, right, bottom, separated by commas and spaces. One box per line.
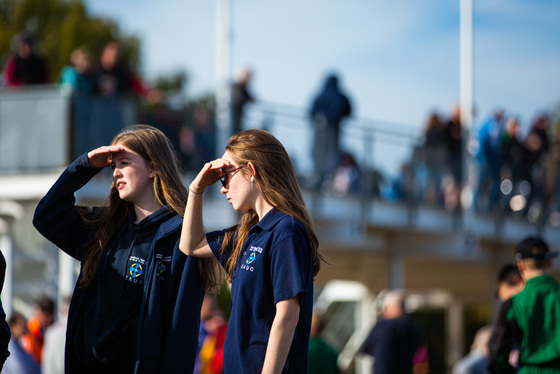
219, 165, 245, 188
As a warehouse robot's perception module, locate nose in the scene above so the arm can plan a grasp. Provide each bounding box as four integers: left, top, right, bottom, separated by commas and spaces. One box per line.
113, 166, 122, 178
220, 185, 228, 194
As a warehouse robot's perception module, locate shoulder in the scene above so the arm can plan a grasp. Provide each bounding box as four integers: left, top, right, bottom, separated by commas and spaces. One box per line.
156, 214, 183, 241
268, 214, 309, 248
274, 213, 305, 232
267, 211, 306, 235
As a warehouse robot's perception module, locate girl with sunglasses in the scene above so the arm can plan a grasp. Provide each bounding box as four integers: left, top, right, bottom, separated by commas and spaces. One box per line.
180, 129, 322, 373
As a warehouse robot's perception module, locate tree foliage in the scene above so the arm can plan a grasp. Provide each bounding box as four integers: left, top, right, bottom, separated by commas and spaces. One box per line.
0, 0, 142, 83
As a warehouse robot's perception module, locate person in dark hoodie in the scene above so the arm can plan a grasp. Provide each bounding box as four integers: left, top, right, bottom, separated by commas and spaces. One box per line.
309, 73, 352, 188
33, 125, 221, 373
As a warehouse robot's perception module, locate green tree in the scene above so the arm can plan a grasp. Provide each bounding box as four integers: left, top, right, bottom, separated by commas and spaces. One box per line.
0, 0, 142, 83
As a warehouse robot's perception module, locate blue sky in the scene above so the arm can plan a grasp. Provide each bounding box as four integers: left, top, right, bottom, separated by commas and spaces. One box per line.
88, 0, 560, 174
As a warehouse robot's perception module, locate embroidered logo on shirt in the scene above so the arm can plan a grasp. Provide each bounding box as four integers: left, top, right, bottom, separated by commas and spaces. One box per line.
246, 252, 256, 264
125, 255, 146, 285
130, 263, 143, 278
155, 254, 172, 280
240, 246, 262, 272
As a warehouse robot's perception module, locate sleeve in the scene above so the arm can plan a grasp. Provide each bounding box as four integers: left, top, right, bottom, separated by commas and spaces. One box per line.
128, 73, 151, 97
270, 221, 311, 305
359, 325, 378, 356
3, 57, 21, 87
487, 299, 516, 374
206, 229, 231, 268
33, 153, 103, 260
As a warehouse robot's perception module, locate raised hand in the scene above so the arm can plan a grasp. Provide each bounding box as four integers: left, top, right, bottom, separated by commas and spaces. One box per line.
87, 145, 126, 168
189, 158, 231, 194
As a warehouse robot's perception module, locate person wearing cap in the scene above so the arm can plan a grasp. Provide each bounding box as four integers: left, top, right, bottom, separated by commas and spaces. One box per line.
487, 236, 560, 373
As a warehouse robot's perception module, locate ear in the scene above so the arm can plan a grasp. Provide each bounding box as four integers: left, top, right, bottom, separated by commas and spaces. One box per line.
148, 163, 156, 178
247, 162, 257, 180
516, 260, 525, 275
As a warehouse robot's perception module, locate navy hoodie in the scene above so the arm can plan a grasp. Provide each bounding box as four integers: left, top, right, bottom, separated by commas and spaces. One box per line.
33, 154, 204, 373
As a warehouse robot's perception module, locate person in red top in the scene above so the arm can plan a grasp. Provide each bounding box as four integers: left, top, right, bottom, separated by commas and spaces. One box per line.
21, 295, 54, 364
2, 32, 49, 88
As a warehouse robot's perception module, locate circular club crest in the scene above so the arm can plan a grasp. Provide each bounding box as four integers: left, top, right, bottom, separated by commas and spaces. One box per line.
130, 263, 143, 278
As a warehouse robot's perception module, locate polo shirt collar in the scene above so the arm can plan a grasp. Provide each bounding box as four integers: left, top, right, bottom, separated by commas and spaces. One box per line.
255, 208, 286, 231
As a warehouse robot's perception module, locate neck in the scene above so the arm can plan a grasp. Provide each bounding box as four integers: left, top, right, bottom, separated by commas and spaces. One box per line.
255, 197, 274, 221
523, 269, 546, 281
133, 199, 163, 224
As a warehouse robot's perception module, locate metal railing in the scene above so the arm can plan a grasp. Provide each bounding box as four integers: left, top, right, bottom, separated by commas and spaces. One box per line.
244, 101, 559, 236
0, 86, 138, 174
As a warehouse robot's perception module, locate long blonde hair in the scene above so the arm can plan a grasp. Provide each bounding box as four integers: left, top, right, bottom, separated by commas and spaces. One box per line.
220, 129, 322, 280
78, 125, 221, 291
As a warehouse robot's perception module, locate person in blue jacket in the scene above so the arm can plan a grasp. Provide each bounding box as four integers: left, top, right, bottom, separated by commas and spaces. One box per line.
33, 125, 220, 373
180, 129, 322, 373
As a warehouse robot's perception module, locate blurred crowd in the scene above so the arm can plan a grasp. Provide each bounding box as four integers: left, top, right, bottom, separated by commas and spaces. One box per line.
1, 32, 157, 99
402, 106, 560, 226
1, 295, 67, 374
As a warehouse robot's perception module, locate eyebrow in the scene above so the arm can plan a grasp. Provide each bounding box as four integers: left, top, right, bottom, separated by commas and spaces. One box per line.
111, 156, 132, 163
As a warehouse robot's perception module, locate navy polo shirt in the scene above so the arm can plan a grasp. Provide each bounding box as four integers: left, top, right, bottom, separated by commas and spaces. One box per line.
207, 208, 314, 373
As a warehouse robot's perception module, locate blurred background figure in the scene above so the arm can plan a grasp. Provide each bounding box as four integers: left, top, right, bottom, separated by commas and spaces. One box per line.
443, 104, 464, 212
42, 296, 71, 374
421, 111, 446, 206
96, 40, 137, 97
21, 295, 54, 366
500, 116, 525, 212
2, 31, 49, 88
494, 263, 524, 302
196, 294, 228, 374
308, 313, 339, 374
0, 252, 10, 371
541, 128, 560, 219
452, 325, 493, 374
188, 106, 216, 170
482, 264, 525, 374
231, 66, 255, 135
521, 114, 550, 219
330, 152, 361, 197
309, 73, 352, 189
95, 40, 160, 101
359, 289, 424, 374
3, 313, 41, 374
57, 47, 96, 93
413, 343, 430, 374
474, 109, 505, 213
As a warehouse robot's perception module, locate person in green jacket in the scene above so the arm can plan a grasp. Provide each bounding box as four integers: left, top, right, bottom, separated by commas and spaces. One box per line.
488, 236, 560, 373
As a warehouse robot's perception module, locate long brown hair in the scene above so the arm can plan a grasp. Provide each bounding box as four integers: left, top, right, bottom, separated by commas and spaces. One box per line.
78, 125, 221, 291
220, 129, 322, 280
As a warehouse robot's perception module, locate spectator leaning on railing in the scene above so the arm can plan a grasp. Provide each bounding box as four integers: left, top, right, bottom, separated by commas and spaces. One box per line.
2, 32, 49, 88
